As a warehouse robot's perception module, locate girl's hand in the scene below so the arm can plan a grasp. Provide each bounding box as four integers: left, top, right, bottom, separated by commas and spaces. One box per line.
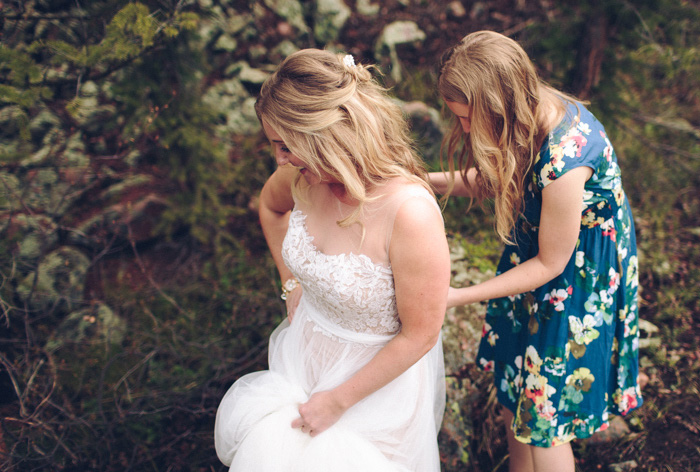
291, 390, 347, 437
285, 286, 302, 322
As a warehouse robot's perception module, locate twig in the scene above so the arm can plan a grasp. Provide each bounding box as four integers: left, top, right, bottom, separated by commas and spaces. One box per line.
26, 354, 57, 421
621, 0, 659, 46
113, 350, 157, 393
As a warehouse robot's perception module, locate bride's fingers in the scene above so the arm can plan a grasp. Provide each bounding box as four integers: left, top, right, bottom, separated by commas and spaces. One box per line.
291, 417, 303, 429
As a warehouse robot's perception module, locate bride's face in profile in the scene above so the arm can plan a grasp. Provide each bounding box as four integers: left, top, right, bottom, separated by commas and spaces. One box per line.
262, 120, 336, 186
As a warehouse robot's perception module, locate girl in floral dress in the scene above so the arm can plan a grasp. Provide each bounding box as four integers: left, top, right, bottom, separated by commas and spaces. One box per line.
430, 31, 642, 472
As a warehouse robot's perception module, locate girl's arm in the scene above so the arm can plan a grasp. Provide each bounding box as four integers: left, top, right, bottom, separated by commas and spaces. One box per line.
447, 166, 592, 307
291, 196, 451, 436
429, 167, 479, 197
259, 166, 302, 318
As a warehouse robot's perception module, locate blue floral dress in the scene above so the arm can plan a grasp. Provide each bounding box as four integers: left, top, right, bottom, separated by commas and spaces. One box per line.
476, 102, 642, 447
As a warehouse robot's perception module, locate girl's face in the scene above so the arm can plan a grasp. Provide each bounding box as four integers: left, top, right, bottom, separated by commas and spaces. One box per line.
445, 101, 472, 134
262, 120, 334, 186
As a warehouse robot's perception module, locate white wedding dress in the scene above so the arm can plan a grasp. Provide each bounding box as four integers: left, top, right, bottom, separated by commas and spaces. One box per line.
215, 179, 445, 471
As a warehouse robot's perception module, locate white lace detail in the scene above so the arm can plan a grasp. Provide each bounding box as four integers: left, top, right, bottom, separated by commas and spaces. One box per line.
282, 210, 400, 336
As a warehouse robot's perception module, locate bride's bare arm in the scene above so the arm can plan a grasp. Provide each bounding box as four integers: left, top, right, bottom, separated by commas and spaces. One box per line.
292, 196, 450, 435
259, 166, 302, 317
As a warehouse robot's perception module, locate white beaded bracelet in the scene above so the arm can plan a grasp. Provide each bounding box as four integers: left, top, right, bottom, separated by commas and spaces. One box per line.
281, 277, 299, 300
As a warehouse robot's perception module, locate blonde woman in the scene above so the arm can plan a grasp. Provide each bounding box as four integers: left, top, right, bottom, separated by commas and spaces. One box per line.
430, 31, 641, 472
215, 49, 450, 471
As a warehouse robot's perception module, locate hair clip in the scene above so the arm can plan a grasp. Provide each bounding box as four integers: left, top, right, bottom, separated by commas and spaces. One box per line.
343, 54, 356, 68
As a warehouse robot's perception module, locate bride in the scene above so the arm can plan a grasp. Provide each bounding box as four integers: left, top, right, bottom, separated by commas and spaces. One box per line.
214, 49, 450, 471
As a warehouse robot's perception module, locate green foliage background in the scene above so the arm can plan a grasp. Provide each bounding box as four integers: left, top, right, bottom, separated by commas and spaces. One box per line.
1, 0, 698, 470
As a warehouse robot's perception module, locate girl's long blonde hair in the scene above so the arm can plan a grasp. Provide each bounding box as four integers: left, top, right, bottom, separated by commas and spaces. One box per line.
256, 49, 429, 227
438, 30, 578, 244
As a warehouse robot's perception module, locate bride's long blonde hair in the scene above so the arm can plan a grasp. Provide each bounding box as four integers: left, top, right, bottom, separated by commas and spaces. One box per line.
256, 49, 430, 227
438, 30, 578, 244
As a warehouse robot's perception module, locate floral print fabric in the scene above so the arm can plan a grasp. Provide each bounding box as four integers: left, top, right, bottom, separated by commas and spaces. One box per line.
476, 102, 642, 447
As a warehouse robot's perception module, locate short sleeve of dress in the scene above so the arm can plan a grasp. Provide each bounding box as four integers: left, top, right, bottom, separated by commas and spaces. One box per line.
534, 103, 606, 191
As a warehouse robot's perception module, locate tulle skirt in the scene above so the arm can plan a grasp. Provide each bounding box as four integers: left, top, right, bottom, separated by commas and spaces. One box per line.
215, 297, 445, 471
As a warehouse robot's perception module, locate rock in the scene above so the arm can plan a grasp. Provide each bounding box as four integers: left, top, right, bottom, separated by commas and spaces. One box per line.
0, 172, 20, 211
608, 460, 638, 472
227, 11, 253, 36
356, 0, 380, 16
248, 44, 268, 61
62, 132, 90, 168
470, 2, 488, 20
447, 1, 467, 18
227, 96, 261, 135
19, 168, 61, 210
11, 214, 58, 260
195, 6, 253, 49
374, 21, 426, 82
263, 0, 309, 34
398, 100, 445, 162
124, 149, 142, 167
585, 416, 631, 444
638, 318, 660, 349
213, 33, 238, 52
17, 246, 90, 313
67, 81, 117, 133
237, 63, 270, 85
23, 109, 71, 167
313, 0, 351, 44
0, 136, 20, 160
13, 160, 87, 216
376, 20, 427, 49
202, 77, 261, 136
26, 133, 62, 166
29, 109, 61, 143
637, 371, 649, 390
46, 302, 126, 351
271, 40, 300, 59
0, 104, 25, 129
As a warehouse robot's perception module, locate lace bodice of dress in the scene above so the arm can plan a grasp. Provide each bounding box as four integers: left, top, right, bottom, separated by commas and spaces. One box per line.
282, 209, 400, 336
280, 179, 440, 337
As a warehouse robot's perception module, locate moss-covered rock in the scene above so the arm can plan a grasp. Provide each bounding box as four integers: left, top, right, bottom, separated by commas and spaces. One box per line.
17, 246, 90, 313
313, 0, 351, 44
203, 77, 261, 136
263, 0, 309, 34
374, 21, 427, 82
12, 214, 59, 261
46, 302, 126, 351
0, 172, 21, 211
20, 168, 67, 213
356, 0, 380, 16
